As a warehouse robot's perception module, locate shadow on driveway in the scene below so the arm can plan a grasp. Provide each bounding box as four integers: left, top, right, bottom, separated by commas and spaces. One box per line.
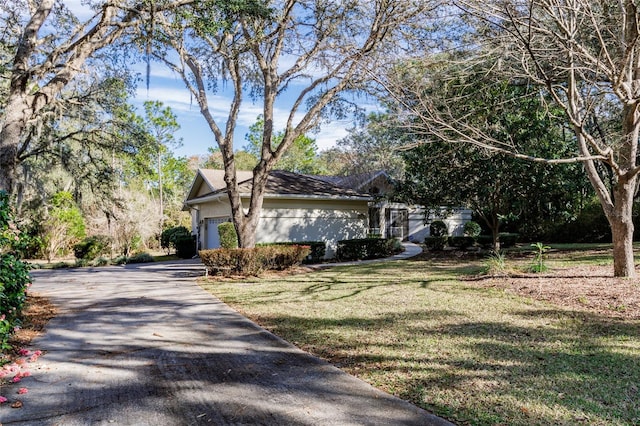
2, 263, 451, 425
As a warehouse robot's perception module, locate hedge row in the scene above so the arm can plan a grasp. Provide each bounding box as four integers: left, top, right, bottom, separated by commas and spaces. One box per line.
200, 245, 311, 276
258, 241, 326, 263
336, 238, 402, 261
425, 233, 519, 251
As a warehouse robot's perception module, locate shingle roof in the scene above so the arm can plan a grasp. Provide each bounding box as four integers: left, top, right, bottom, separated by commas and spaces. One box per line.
305, 170, 389, 192
186, 169, 371, 203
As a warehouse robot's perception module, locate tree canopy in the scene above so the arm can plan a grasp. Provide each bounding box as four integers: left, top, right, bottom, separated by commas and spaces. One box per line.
382, 1, 640, 277
152, 0, 432, 247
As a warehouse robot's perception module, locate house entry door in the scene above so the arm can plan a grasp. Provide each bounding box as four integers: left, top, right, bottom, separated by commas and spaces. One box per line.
387, 209, 408, 240
205, 217, 228, 249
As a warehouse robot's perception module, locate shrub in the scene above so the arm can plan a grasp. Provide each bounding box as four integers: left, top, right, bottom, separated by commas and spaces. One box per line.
499, 233, 519, 248
113, 255, 128, 265
476, 233, 519, 249
160, 226, 191, 254
175, 234, 196, 259
217, 222, 239, 249
127, 252, 155, 264
0, 191, 31, 351
200, 245, 310, 276
74, 258, 89, 267
463, 221, 482, 238
528, 242, 551, 273
258, 241, 326, 263
477, 235, 494, 249
336, 238, 401, 261
430, 220, 449, 237
424, 235, 448, 251
73, 235, 110, 261
449, 236, 475, 250
93, 257, 110, 267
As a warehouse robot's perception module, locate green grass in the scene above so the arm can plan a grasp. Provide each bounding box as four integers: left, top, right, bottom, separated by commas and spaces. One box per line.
199, 255, 640, 425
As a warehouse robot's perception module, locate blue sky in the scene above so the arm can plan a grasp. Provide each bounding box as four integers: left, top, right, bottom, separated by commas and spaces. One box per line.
133, 67, 358, 158
65, 1, 372, 159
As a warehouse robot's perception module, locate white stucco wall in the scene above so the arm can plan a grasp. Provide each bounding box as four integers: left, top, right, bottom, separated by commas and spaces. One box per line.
408, 207, 473, 242
256, 198, 369, 257
189, 197, 369, 257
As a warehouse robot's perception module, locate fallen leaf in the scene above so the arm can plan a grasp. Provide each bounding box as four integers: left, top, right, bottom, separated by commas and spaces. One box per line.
11, 400, 23, 409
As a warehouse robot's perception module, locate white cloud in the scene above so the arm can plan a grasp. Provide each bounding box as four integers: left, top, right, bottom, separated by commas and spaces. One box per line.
314, 123, 350, 150
63, 0, 96, 20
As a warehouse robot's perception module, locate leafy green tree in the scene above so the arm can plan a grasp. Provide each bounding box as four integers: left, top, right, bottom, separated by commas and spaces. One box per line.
314, 148, 353, 176
41, 191, 86, 262
396, 62, 587, 250
388, 1, 640, 277
336, 113, 408, 180
141, 100, 182, 229
244, 116, 323, 174
201, 147, 258, 171
0, 0, 193, 193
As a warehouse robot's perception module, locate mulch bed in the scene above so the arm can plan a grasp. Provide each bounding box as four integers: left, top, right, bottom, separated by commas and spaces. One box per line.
474, 265, 640, 320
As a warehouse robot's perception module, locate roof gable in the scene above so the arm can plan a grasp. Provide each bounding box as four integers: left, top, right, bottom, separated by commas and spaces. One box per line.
185, 169, 253, 202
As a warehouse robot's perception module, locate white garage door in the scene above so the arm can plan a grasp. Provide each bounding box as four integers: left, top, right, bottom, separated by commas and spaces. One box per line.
205, 217, 229, 249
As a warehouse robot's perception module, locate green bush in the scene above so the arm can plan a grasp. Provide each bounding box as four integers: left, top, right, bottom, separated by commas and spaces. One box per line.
0, 191, 31, 351
476, 233, 519, 249
160, 226, 191, 254
175, 234, 196, 259
258, 241, 326, 263
217, 222, 239, 249
127, 252, 155, 264
93, 257, 110, 267
477, 235, 494, 248
74, 258, 89, 267
425, 235, 448, 251
336, 238, 401, 261
73, 235, 110, 261
499, 233, 519, 248
449, 236, 475, 250
463, 221, 482, 238
548, 199, 611, 243
429, 220, 449, 237
200, 245, 311, 276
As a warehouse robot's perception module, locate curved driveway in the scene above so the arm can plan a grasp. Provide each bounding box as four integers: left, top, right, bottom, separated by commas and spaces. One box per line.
2, 258, 451, 425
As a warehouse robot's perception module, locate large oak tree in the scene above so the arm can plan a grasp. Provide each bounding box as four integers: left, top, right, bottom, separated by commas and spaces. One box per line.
155, 0, 432, 247
0, 0, 192, 194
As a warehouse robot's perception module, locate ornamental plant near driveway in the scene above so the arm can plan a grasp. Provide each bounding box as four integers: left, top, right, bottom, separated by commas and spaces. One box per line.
0, 191, 30, 351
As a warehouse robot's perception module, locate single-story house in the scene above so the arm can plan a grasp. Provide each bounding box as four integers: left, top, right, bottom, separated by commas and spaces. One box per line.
183, 169, 471, 258
183, 169, 373, 257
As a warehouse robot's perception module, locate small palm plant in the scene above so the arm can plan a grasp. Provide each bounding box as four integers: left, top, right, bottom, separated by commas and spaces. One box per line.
529, 242, 551, 273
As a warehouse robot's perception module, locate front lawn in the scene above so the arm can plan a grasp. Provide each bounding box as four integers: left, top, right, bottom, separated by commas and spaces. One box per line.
199, 250, 640, 425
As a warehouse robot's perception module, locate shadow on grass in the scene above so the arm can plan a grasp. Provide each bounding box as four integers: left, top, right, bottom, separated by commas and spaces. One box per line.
250, 307, 640, 426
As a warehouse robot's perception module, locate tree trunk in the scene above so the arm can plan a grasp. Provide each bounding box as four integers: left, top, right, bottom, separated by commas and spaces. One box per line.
491, 227, 500, 252
0, 93, 30, 194
608, 181, 637, 278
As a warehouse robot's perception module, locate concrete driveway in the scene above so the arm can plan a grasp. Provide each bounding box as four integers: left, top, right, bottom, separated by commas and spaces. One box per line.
1, 260, 451, 425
